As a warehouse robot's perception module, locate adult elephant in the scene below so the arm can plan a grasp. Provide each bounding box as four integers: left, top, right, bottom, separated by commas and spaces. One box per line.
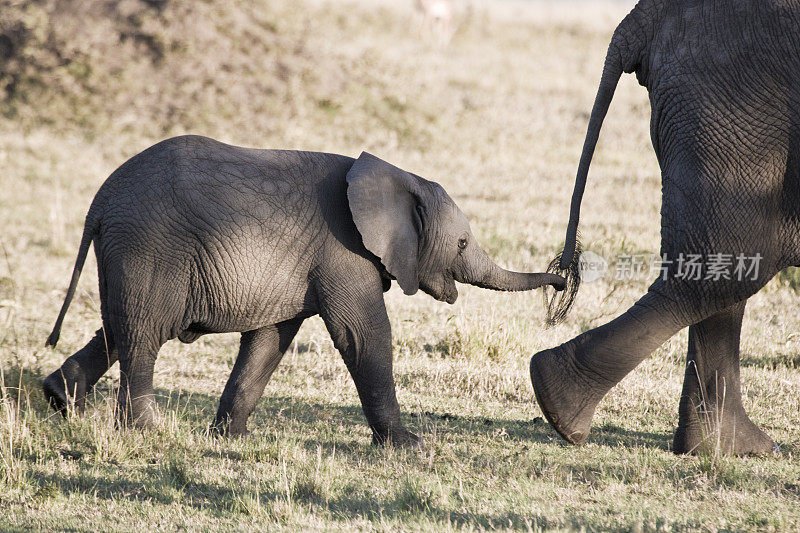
531, 0, 799, 455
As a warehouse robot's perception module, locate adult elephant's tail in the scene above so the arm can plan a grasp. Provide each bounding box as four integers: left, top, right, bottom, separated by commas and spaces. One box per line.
546, 3, 655, 324
45, 215, 100, 347
560, 40, 625, 270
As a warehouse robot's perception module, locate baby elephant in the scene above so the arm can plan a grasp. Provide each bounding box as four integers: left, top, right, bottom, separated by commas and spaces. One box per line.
44, 135, 564, 446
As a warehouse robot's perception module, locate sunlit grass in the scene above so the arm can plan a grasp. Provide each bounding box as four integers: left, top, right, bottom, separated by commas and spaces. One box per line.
1, 0, 798, 530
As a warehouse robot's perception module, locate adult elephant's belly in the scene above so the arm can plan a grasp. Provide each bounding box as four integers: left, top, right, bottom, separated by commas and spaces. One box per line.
181, 228, 320, 339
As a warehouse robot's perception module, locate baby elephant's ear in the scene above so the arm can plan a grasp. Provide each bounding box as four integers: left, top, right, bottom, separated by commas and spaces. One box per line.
346, 152, 423, 296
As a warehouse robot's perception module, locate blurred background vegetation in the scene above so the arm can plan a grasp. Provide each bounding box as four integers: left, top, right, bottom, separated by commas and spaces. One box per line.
3, 0, 379, 140
2, 0, 491, 149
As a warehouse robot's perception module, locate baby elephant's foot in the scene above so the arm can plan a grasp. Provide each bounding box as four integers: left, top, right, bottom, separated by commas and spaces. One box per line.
372, 427, 423, 449
116, 397, 158, 430
210, 417, 251, 438
43, 364, 88, 416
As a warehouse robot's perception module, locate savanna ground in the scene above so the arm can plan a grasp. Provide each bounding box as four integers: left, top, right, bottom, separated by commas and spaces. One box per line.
1, 0, 799, 530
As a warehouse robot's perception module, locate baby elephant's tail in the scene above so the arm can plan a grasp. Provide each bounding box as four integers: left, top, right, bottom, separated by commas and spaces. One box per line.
45, 215, 100, 347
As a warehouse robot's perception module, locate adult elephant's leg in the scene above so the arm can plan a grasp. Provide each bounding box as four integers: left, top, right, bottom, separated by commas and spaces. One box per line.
213, 318, 304, 436
673, 301, 776, 455
43, 328, 117, 415
530, 263, 777, 447
531, 286, 689, 445
316, 271, 418, 447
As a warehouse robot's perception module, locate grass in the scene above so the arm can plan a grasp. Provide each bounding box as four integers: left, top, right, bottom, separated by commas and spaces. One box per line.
1, 0, 799, 530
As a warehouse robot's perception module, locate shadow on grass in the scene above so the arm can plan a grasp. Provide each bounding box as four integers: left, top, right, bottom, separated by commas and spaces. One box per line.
327, 493, 562, 530
741, 352, 800, 369
16, 361, 795, 527
33, 468, 287, 513
146, 388, 674, 453
16, 361, 781, 458
15, 359, 672, 453
31, 466, 566, 528
0, 363, 52, 412
150, 388, 562, 447
591, 423, 672, 451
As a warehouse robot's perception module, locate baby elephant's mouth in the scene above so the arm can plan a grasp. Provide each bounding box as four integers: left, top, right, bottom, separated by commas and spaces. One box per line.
419, 276, 458, 305
444, 289, 458, 305
441, 275, 458, 304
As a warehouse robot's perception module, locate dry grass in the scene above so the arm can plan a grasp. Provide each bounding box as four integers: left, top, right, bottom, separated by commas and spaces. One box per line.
1, 0, 799, 530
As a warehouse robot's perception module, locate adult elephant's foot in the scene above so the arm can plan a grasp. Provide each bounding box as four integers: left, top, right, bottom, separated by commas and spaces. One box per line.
674, 303, 778, 456
529, 344, 611, 445
43, 361, 88, 416
673, 405, 778, 456
372, 426, 423, 449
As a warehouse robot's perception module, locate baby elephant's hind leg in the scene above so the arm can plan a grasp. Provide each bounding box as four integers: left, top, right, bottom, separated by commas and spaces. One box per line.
43, 328, 117, 415
213, 318, 304, 436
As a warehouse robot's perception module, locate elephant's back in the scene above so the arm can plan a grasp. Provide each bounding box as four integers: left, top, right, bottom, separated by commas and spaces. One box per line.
89, 136, 356, 328
93, 135, 352, 242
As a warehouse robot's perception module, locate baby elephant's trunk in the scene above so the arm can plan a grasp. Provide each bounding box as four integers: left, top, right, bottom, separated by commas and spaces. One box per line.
464, 246, 566, 292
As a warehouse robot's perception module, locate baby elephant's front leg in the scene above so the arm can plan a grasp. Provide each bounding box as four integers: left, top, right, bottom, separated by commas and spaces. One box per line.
347, 330, 420, 448
319, 286, 420, 448
213, 318, 304, 436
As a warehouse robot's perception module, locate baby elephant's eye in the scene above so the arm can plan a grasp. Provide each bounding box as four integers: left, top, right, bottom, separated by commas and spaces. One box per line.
458, 237, 468, 250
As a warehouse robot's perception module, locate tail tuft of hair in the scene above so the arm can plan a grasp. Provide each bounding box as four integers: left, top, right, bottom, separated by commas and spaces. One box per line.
543, 240, 582, 327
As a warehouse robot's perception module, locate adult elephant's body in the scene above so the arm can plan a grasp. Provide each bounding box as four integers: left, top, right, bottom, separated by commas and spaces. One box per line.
531, 0, 799, 455
45, 135, 564, 445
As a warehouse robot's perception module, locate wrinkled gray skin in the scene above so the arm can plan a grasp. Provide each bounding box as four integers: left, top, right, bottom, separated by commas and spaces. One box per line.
531, 0, 800, 455
43, 136, 565, 446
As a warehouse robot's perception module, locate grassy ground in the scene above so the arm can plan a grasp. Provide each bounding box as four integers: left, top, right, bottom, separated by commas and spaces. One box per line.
1, 0, 799, 530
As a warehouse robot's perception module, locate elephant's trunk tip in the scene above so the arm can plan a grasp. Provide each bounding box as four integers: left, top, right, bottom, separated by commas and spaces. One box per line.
543, 240, 582, 326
